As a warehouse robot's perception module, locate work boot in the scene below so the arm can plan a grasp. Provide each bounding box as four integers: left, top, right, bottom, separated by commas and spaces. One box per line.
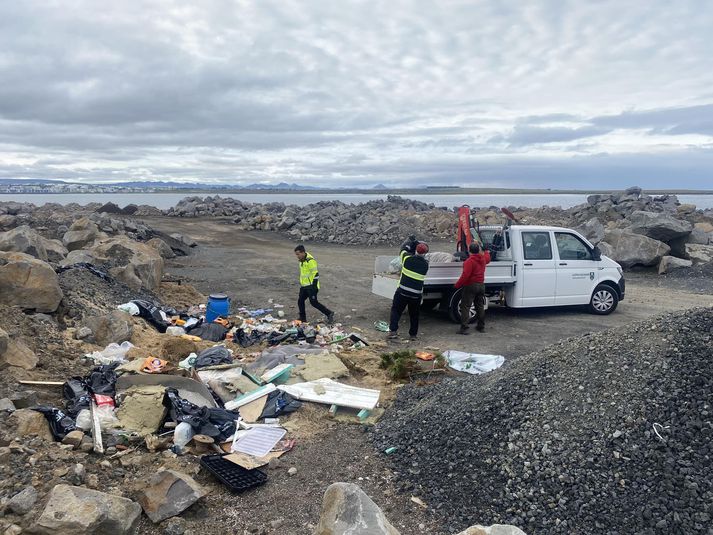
458, 325, 470, 335
476, 323, 485, 333
298, 315, 307, 323
409, 334, 419, 341
387, 331, 399, 340
326, 312, 335, 324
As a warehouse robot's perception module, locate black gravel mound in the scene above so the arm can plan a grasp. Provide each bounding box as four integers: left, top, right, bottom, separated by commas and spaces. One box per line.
372, 307, 713, 534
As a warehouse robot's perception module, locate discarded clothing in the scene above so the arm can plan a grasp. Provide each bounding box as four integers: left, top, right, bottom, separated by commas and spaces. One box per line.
259, 390, 302, 420
443, 350, 504, 375
194, 346, 233, 369
163, 388, 239, 442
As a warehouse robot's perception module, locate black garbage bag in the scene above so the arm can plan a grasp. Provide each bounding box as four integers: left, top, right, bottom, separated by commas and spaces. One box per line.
55, 262, 112, 281
233, 328, 268, 348
63, 377, 91, 416
33, 406, 77, 441
163, 388, 239, 442
131, 299, 170, 333
86, 362, 120, 397
185, 322, 227, 342
266, 331, 294, 346
194, 346, 232, 369
259, 390, 302, 420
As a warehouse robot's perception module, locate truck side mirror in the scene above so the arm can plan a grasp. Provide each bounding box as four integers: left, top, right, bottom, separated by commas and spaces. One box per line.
592, 246, 602, 261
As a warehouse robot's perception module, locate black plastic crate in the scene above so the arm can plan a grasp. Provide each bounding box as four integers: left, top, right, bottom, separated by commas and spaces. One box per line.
200, 454, 268, 493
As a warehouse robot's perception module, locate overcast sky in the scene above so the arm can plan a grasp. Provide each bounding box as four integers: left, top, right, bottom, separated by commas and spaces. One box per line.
1, 0, 713, 189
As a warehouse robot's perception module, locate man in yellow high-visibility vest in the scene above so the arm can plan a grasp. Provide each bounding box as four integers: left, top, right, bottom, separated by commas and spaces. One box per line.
294, 244, 335, 324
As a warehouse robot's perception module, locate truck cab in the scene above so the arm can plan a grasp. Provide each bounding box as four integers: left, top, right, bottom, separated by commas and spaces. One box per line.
372, 225, 625, 323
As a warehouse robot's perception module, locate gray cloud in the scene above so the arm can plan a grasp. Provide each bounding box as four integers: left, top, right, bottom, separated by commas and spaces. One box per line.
494, 125, 612, 146
0, 1, 713, 188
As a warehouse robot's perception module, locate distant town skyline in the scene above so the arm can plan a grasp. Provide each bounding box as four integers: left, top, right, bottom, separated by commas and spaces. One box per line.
1, 1, 713, 189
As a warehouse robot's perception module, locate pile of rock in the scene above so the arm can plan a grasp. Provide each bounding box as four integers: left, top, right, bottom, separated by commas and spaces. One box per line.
167, 195, 457, 245
372, 306, 713, 534
569, 187, 713, 273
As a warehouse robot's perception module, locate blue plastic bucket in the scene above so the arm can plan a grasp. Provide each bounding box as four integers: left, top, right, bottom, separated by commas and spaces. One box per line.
206, 293, 230, 323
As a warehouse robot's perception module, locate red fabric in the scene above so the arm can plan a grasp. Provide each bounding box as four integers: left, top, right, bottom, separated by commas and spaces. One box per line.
454, 251, 491, 288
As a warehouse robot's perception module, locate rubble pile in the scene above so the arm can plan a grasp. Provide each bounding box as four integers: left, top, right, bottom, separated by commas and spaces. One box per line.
166, 195, 457, 245
372, 307, 713, 534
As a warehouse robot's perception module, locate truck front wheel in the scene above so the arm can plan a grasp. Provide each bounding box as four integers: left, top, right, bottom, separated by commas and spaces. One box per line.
589, 284, 619, 315
448, 288, 478, 324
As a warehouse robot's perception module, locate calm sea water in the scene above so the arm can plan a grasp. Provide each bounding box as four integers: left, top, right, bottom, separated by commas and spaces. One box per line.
1, 192, 712, 210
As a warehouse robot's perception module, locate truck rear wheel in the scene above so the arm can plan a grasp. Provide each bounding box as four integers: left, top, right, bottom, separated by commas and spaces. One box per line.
589, 284, 619, 315
448, 288, 477, 324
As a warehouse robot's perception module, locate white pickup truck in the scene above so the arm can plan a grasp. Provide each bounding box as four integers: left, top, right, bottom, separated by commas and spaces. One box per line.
372, 225, 625, 323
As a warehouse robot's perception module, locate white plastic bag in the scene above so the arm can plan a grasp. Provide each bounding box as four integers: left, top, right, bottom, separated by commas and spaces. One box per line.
443, 350, 504, 375
85, 341, 134, 365
166, 326, 185, 336
117, 302, 140, 315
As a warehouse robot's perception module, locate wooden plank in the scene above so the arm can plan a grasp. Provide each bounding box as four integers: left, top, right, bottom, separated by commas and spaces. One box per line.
357, 409, 371, 422
18, 380, 64, 386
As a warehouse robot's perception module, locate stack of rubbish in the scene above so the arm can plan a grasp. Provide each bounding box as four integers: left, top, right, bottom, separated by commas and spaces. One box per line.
30, 295, 383, 495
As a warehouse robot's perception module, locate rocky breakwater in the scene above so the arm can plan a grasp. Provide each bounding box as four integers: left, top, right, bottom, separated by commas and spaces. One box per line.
570, 187, 713, 274
166, 195, 457, 245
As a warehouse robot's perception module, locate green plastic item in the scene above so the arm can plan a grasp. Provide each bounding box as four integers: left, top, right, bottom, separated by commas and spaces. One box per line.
385, 447, 398, 455
374, 320, 389, 332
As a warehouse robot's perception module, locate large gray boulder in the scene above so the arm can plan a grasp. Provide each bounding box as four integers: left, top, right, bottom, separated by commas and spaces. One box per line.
89, 236, 164, 290
686, 227, 710, 245
60, 249, 96, 266
0, 338, 38, 370
628, 210, 693, 242
32, 484, 141, 534
40, 237, 68, 262
658, 255, 693, 275
577, 218, 605, 244
685, 244, 713, 264
146, 237, 175, 259
138, 470, 208, 523
0, 251, 63, 312
601, 229, 670, 268
315, 482, 400, 535
81, 310, 133, 347
62, 217, 101, 251
0, 225, 48, 261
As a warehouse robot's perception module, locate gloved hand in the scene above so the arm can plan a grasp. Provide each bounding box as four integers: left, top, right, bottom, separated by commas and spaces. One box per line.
401, 235, 418, 253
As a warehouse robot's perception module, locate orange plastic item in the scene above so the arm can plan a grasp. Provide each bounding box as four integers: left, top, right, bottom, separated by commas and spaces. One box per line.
141, 356, 168, 373
416, 351, 435, 361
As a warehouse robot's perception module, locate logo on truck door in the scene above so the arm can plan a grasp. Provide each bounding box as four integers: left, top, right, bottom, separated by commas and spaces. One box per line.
571, 272, 596, 280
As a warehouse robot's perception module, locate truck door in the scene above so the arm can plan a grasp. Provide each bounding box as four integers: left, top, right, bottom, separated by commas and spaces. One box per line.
520, 231, 556, 306
553, 232, 599, 305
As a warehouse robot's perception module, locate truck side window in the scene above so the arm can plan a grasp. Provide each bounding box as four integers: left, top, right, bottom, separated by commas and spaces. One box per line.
555, 233, 593, 260
522, 232, 552, 260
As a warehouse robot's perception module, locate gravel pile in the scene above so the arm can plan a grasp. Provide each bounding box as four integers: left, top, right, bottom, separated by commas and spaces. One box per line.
372, 307, 713, 534
166, 194, 457, 245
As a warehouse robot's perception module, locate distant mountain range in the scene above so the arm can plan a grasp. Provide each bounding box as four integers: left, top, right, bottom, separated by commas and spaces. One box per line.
0, 178, 320, 190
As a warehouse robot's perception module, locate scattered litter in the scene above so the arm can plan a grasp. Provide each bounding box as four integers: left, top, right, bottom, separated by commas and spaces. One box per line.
117, 302, 140, 315
84, 341, 134, 365
225, 384, 277, 411
443, 350, 505, 374
411, 496, 428, 509
141, 356, 169, 374
200, 454, 267, 493
279, 378, 380, 411
416, 351, 435, 361
374, 320, 390, 332
260, 363, 293, 384
232, 426, 287, 457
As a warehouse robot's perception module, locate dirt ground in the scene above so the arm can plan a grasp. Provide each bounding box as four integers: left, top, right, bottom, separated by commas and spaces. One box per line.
133, 216, 713, 534
147, 217, 713, 359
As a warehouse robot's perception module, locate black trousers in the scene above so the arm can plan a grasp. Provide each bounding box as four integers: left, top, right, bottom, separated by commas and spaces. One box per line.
298, 286, 332, 321
389, 290, 421, 336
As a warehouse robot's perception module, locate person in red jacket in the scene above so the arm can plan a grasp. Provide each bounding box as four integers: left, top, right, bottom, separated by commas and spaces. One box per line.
454, 241, 491, 334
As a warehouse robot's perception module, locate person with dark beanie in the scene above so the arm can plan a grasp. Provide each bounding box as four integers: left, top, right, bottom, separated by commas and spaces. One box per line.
388, 238, 430, 341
